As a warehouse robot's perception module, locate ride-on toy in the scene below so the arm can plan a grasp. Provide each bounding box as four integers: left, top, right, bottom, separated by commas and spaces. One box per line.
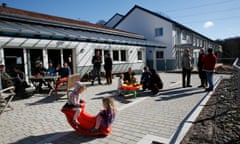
61, 100, 112, 136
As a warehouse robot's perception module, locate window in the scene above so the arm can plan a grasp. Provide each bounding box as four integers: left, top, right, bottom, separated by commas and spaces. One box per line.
182, 31, 186, 40
137, 51, 143, 60
155, 27, 163, 36
113, 50, 119, 61
156, 51, 164, 59
120, 50, 126, 61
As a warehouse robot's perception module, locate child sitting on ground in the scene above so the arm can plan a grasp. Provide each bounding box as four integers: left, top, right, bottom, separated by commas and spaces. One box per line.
66, 81, 86, 125
118, 74, 124, 96
90, 97, 116, 132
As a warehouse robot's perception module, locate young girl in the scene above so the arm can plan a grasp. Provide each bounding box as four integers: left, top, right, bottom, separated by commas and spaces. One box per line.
66, 81, 86, 124
118, 74, 124, 96
91, 97, 116, 132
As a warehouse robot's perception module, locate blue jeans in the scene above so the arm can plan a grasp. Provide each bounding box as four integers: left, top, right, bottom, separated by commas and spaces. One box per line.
206, 72, 214, 89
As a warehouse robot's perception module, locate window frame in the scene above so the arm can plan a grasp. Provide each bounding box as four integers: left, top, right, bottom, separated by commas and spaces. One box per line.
155, 27, 164, 37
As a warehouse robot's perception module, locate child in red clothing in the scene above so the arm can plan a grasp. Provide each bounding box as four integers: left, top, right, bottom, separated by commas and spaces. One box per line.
91, 97, 116, 132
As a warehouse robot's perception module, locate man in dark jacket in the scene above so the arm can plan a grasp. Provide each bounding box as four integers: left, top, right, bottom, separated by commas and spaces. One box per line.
91, 50, 102, 85
104, 53, 112, 85
181, 48, 193, 88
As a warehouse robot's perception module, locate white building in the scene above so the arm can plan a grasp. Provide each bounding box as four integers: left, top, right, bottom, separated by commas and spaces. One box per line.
0, 5, 164, 81
105, 5, 220, 71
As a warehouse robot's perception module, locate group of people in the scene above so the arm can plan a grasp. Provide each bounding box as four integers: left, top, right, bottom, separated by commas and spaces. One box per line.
181, 47, 217, 91
34, 61, 72, 90
0, 64, 31, 98
64, 81, 116, 133
91, 51, 113, 85
118, 66, 164, 95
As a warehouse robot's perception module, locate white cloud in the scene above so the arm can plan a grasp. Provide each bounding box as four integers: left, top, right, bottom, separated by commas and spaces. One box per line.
203, 21, 214, 28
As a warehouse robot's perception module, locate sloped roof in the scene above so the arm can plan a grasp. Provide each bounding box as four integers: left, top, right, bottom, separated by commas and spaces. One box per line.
104, 13, 124, 27
0, 5, 165, 48
112, 5, 216, 42
0, 5, 144, 39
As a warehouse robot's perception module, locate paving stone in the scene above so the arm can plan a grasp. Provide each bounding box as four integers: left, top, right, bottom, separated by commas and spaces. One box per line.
0, 73, 230, 144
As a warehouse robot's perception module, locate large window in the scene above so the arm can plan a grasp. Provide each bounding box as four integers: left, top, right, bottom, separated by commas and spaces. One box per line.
120, 50, 126, 61
156, 51, 164, 59
113, 50, 119, 61
155, 27, 163, 36
112, 50, 127, 61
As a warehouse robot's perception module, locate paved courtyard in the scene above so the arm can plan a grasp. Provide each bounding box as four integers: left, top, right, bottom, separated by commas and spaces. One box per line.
0, 73, 230, 144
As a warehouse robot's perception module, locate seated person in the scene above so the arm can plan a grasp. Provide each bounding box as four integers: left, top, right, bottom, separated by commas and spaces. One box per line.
46, 62, 56, 76
0, 64, 14, 89
149, 69, 163, 94
33, 61, 47, 90
34, 61, 47, 77
13, 66, 31, 98
123, 67, 135, 84
140, 66, 152, 91
118, 74, 124, 96
56, 62, 72, 88
91, 97, 116, 133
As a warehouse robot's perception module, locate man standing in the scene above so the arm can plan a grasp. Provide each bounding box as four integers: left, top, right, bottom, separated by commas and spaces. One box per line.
91, 50, 102, 85
104, 52, 113, 85
203, 48, 217, 91
197, 48, 207, 88
181, 48, 193, 88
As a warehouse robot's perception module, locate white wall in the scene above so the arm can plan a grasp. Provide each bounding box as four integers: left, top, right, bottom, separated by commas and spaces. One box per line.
115, 8, 174, 60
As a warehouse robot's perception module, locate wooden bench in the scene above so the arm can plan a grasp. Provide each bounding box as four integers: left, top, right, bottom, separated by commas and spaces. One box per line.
0, 86, 15, 115
54, 73, 81, 100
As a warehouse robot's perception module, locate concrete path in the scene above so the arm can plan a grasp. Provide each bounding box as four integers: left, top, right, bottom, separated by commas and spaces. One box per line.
0, 73, 230, 144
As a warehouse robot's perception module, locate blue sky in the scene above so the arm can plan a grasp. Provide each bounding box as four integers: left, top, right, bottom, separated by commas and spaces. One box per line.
2, 0, 240, 40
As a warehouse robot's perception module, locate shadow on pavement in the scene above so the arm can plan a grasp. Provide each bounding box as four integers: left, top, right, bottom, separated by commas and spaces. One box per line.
155, 87, 206, 101
11, 131, 104, 144
25, 95, 61, 105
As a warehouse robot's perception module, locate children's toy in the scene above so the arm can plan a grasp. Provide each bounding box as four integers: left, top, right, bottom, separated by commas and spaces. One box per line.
120, 84, 142, 98
61, 100, 112, 136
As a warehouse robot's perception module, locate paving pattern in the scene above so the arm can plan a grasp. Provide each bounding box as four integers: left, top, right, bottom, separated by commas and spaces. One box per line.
0, 73, 230, 144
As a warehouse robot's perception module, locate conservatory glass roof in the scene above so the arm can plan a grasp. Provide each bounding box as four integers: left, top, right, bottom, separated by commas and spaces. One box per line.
0, 19, 165, 48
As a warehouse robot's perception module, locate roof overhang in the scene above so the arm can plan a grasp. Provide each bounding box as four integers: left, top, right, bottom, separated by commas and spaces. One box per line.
0, 19, 165, 48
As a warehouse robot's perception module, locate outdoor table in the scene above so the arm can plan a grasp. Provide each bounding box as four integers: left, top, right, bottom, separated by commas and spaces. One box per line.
29, 75, 60, 94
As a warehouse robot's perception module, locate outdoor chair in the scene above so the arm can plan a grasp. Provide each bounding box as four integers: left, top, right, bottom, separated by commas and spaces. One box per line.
0, 86, 15, 115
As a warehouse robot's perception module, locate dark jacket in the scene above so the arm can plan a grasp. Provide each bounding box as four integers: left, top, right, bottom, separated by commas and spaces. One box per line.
104, 57, 112, 71
92, 55, 102, 69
